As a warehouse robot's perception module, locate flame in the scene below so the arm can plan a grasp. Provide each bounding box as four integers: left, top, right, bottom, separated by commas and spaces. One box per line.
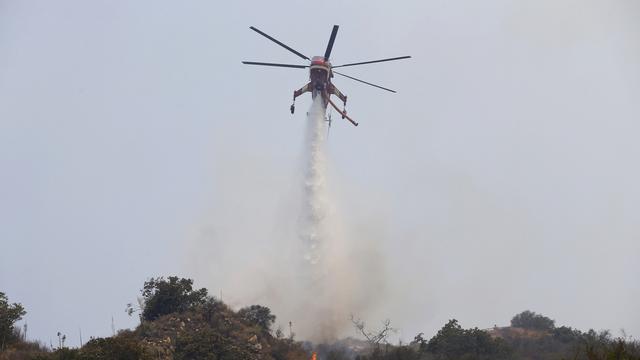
311, 352, 317, 360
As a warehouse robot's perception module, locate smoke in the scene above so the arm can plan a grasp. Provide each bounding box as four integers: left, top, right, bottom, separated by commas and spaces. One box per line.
186, 95, 387, 342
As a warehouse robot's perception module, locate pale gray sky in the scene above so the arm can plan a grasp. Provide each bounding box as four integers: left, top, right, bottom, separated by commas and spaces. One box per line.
1, 0, 639, 347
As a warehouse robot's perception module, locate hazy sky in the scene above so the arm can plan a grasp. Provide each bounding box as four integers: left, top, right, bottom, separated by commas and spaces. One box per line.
1, 0, 639, 347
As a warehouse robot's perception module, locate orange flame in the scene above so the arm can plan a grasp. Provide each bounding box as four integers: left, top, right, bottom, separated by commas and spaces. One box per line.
311, 352, 317, 360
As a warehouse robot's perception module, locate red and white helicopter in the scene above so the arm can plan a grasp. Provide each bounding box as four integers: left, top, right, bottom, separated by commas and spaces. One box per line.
243, 25, 410, 127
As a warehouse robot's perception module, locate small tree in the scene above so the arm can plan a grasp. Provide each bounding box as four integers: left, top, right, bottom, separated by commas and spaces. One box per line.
413, 333, 428, 354
350, 315, 395, 348
0, 292, 26, 350
82, 330, 152, 360
511, 310, 555, 331
237, 305, 275, 332
138, 277, 208, 321
426, 319, 466, 356
427, 319, 511, 359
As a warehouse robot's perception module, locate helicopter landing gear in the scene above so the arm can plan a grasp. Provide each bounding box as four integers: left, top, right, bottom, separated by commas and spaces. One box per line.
327, 97, 358, 127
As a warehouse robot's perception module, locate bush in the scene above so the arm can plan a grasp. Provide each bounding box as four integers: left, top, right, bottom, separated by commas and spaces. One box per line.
139, 277, 208, 321
0, 292, 26, 350
79, 331, 152, 360
510, 310, 555, 331
427, 319, 511, 359
237, 305, 276, 332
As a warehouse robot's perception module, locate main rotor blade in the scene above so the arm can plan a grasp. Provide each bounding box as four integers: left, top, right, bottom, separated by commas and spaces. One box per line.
242, 61, 308, 69
249, 26, 310, 61
332, 56, 411, 68
324, 25, 339, 60
333, 71, 397, 93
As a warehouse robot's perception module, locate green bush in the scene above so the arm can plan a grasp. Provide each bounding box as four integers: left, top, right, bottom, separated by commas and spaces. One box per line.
0, 292, 26, 350
237, 305, 276, 333
510, 310, 555, 331
140, 277, 208, 321
426, 319, 511, 359
80, 331, 152, 360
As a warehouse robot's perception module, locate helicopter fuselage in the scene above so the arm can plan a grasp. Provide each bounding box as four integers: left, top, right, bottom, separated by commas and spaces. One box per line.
243, 25, 410, 128
309, 56, 332, 94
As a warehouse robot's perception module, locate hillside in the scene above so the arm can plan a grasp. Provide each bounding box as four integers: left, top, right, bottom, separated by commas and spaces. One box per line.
1, 278, 639, 360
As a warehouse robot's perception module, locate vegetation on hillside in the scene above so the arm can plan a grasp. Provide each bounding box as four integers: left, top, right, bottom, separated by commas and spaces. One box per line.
1, 278, 639, 360
353, 311, 640, 360
1, 292, 26, 352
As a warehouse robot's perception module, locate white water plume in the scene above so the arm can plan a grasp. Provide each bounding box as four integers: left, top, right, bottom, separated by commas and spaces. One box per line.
188, 95, 387, 343
292, 95, 385, 342
300, 95, 330, 268
290, 95, 352, 341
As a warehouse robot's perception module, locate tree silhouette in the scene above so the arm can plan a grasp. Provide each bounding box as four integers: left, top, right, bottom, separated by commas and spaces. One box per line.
511, 310, 555, 331
0, 292, 26, 350
139, 276, 208, 321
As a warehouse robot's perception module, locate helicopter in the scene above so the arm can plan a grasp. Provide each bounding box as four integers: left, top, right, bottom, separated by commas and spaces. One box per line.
242, 25, 410, 127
